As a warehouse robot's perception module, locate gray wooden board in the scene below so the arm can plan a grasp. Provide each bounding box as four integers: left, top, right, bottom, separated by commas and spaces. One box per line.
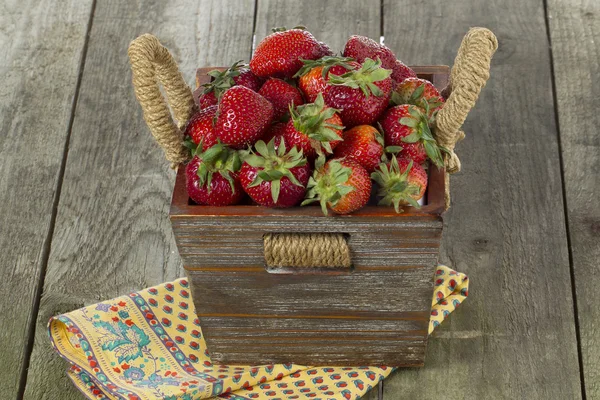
382, 0, 582, 398
547, 0, 600, 398
22, 1, 257, 399
0, 0, 93, 398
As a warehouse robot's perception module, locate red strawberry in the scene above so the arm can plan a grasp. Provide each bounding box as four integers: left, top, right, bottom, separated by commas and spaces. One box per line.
380, 104, 443, 166
392, 77, 445, 115
240, 139, 311, 207
283, 94, 344, 159
343, 35, 396, 70
215, 86, 273, 149
343, 35, 416, 87
324, 58, 393, 127
333, 125, 384, 172
183, 105, 218, 149
185, 143, 243, 206
234, 68, 264, 92
371, 156, 427, 212
258, 78, 304, 120
198, 91, 218, 109
198, 61, 263, 108
303, 158, 371, 215
250, 28, 323, 78
294, 57, 358, 103
261, 123, 287, 149
318, 41, 334, 57
391, 60, 417, 85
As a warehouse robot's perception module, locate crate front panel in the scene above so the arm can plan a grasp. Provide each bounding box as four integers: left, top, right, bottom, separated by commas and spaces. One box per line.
200, 316, 428, 366
173, 214, 441, 365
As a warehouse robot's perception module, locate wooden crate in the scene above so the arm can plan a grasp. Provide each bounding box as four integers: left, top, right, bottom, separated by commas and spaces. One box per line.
170, 66, 449, 366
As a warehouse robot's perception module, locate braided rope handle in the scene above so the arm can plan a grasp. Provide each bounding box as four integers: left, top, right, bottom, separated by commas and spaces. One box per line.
128, 34, 196, 167
264, 233, 351, 268
436, 28, 498, 209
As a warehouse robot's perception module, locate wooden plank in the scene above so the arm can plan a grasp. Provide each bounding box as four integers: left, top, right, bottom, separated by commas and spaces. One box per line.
22, 1, 257, 399
546, 0, 600, 397
0, 1, 93, 398
254, 0, 381, 53
382, 0, 583, 398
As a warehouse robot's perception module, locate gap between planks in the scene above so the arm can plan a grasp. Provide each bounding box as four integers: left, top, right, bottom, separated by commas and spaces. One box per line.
541, 0, 587, 398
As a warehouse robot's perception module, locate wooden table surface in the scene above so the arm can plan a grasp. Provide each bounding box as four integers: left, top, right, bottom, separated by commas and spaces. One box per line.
1, 0, 597, 399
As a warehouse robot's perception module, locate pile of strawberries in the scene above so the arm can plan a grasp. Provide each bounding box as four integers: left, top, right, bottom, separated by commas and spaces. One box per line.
183, 27, 445, 215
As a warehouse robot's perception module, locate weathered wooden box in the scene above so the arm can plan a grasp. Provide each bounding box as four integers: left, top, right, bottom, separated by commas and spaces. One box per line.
170, 66, 449, 367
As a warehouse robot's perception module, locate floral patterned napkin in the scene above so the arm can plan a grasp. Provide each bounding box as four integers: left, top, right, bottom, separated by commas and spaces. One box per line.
48, 265, 468, 400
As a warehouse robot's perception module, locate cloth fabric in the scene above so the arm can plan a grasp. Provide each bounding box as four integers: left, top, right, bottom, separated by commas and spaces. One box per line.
48, 265, 468, 400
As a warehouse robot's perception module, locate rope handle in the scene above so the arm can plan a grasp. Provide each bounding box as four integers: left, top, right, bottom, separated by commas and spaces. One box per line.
128, 34, 196, 167
264, 233, 352, 268
435, 27, 498, 209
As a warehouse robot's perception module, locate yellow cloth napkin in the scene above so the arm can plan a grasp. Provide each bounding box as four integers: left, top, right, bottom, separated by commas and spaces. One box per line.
49, 265, 468, 400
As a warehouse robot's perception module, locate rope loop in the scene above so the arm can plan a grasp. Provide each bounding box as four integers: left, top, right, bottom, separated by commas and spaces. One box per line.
436, 28, 498, 208
128, 34, 196, 167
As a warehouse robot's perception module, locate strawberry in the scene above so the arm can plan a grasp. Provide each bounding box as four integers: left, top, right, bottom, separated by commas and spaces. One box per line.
183, 105, 218, 149
185, 143, 243, 206
343, 35, 416, 87
240, 139, 311, 207
333, 125, 384, 172
371, 156, 427, 213
343, 35, 396, 71
261, 122, 287, 149
250, 27, 323, 78
318, 41, 334, 57
380, 104, 443, 166
234, 67, 264, 92
258, 78, 304, 120
303, 157, 372, 215
391, 60, 417, 85
324, 58, 393, 127
392, 77, 444, 115
199, 61, 263, 108
283, 93, 344, 159
294, 57, 358, 103
214, 86, 273, 149
198, 91, 218, 109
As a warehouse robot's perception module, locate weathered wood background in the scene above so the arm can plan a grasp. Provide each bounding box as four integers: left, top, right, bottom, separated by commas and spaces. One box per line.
0, 0, 597, 399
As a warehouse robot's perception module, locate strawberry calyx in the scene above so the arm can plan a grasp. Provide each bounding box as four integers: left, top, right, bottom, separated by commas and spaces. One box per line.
201, 60, 246, 100
271, 25, 306, 33
293, 56, 356, 78
398, 105, 444, 167
290, 93, 344, 154
327, 57, 392, 98
371, 156, 421, 213
188, 141, 241, 194
302, 157, 356, 215
375, 122, 402, 162
243, 138, 307, 203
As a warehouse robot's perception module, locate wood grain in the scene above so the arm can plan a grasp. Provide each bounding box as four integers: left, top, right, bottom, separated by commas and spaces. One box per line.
546, 0, 600, 397
22, 1, 256, 399
176, 209, 441, 365
0, 1, 93, 397
382, 0, 582, 398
